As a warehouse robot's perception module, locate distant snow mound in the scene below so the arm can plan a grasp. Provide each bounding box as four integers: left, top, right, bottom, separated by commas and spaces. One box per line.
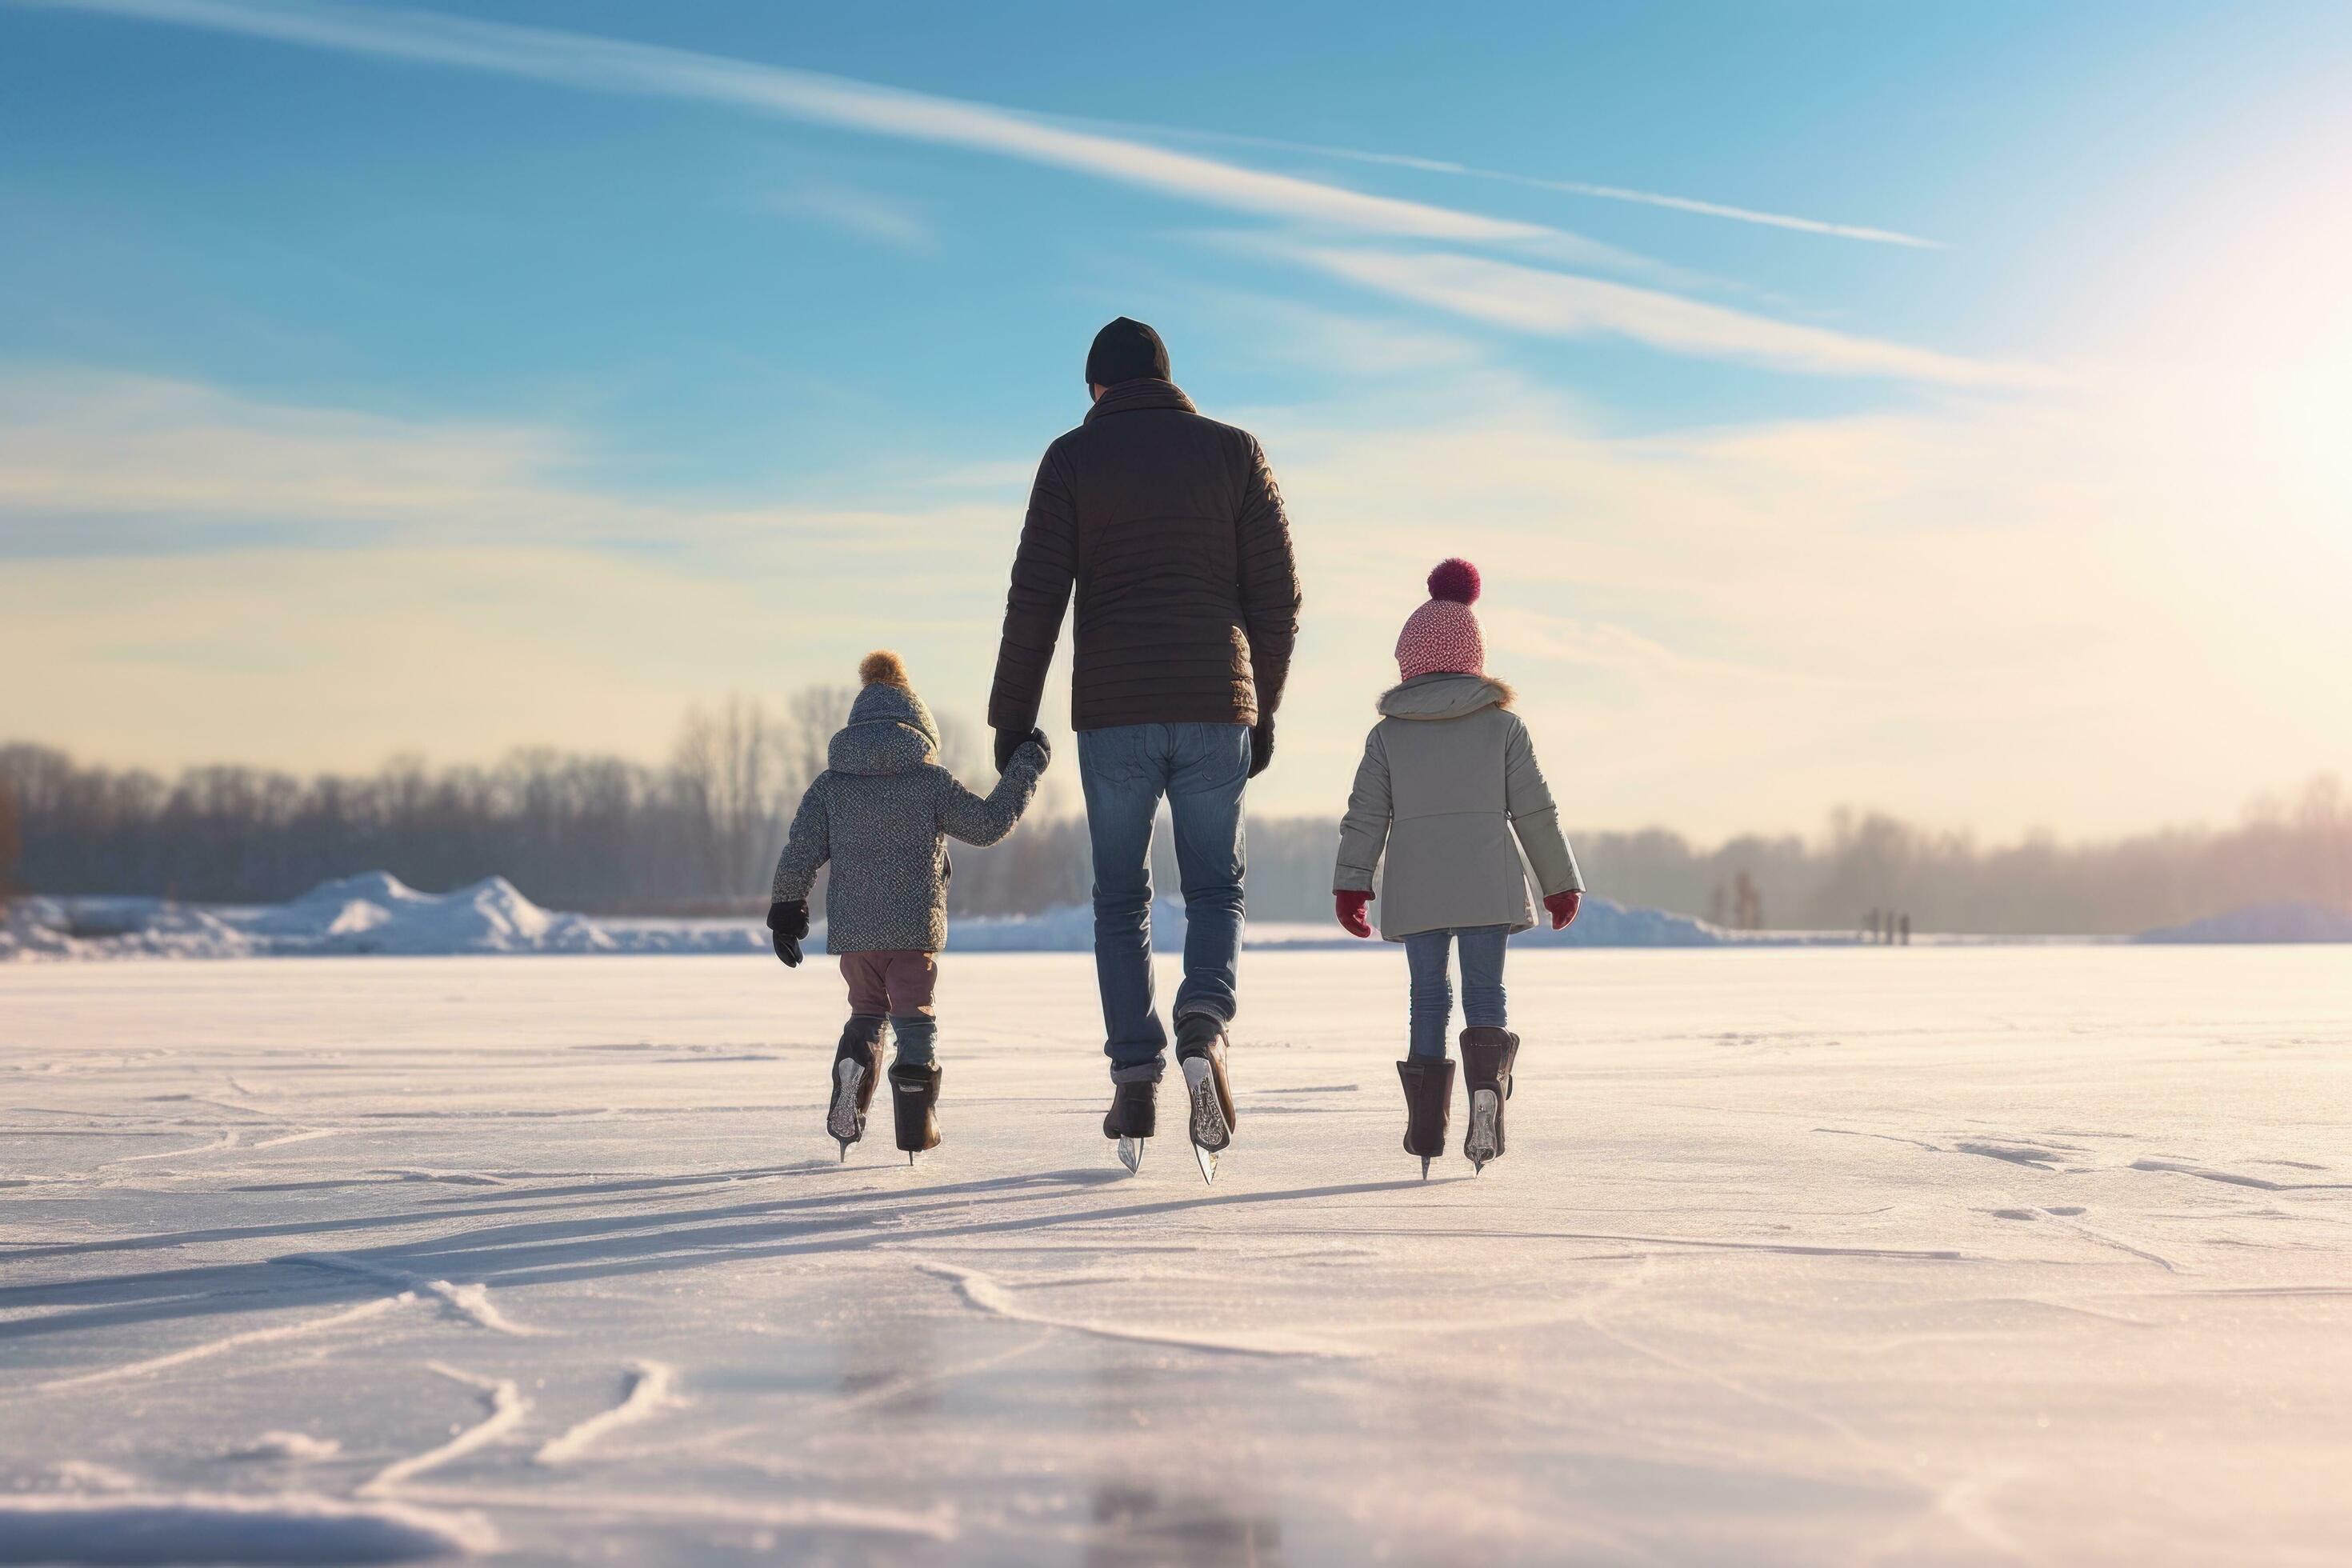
2136, 902, 2352, 944
255, 874, 612, 954
1516, 895, 1723, 948
0, 874, 612, 959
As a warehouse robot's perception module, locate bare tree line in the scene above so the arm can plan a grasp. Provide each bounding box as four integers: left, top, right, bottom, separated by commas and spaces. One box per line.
2, 713, 2345, 933
1550, 782, 2352, 934
0, 689, 1072, 918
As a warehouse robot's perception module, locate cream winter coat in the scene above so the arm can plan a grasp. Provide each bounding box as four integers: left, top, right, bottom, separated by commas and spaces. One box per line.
1332, 673, 1583, 941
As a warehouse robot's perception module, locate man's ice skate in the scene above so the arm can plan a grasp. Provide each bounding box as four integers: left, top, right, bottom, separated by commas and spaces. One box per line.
1396, 1055, 1455, 1180
1459, 1026, 1518, 1174
1174, 1014, 1237, 1185
888, 1060, 942, 1166
1102, 1068, 1157, 1174
827, 1020, 886, 1160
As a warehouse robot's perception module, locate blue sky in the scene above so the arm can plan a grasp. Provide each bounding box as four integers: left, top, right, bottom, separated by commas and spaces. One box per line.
5, 0, 2350, 836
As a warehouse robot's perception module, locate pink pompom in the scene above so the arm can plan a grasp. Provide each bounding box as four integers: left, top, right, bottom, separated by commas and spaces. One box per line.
1426, 558, 1480, 605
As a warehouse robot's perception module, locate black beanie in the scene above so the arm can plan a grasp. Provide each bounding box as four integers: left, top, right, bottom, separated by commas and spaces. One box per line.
1085, 317, 1170, 388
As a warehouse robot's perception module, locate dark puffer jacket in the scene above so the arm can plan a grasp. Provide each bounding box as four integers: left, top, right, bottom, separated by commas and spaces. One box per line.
988, 379, 1302, 735
771, 681, 1046, 954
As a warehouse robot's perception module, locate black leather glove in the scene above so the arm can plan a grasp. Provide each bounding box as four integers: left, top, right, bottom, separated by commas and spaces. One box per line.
1247, 716, 1274, 778
1022, 727, 1050, 769
993, 726, 1026, 773
766, 899, 808, 968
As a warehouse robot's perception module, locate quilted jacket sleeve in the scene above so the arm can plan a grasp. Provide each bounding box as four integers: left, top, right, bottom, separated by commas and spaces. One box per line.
987, 448, 1078, 734
1235, 436, 1302, 720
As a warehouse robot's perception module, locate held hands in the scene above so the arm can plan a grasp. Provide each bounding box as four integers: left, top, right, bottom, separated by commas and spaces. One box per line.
1543, 890, 1582, 931
1334, 890, 1373, 938
766, 898, 809, 967
994, 726, 1052, 774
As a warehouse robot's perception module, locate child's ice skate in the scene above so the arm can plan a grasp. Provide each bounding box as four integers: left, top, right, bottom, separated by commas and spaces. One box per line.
826, 1019, 886, 1160
1459, 1027, 1518, 1174
1396, 1055, 1455, 1179
887, 1061, 942, 1165
1102, 1068, 1158, 1174
1174, 1014, 1237, 1185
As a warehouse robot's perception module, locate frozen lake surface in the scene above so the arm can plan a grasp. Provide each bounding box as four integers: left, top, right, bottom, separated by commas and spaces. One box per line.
3, 947, 2346, 1564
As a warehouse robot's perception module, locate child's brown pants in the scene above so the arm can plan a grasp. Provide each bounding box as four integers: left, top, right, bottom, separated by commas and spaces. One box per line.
838, 950, 938, 1020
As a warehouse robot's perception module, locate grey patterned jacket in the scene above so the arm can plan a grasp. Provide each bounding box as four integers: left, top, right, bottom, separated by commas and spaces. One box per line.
771, 680, 1046, 954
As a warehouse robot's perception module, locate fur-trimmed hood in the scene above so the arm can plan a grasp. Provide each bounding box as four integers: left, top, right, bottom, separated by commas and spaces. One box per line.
1376, 671, 1514, 721
829, 681, 942, 777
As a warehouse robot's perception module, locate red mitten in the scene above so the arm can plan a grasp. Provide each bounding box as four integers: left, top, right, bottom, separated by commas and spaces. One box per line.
1544, 890, 1582, 930
1334, 890, 1374, 938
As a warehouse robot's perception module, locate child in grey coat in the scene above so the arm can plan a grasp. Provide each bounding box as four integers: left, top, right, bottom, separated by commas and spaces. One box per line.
1331, 560, 1583, 1175
768, 650, 1048, 1161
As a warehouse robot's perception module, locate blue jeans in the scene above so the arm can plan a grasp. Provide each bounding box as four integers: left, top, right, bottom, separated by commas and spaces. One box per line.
1402, 925, 1510, 1058
1078, 722, 1250, 1075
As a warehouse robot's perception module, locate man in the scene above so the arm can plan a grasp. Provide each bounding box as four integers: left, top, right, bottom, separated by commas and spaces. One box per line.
989, 318, 1301, 1177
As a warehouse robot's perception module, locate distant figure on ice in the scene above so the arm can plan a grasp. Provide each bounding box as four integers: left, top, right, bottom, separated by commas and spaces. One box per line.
767, 650, 1050, 1163
1332, 560, 1584, 1177
988, 317, 1302, 1181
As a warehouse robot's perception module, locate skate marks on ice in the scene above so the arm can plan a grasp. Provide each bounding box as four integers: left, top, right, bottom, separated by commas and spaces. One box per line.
1815, 1124, 2347, 1190
2128, 1157, 2352, 1191
534, 1360, 684, 1465
385, 1483, 955, 1545
915, 1259, 1367, 1358
98, 1130, 242, 1167
1810, 1118, 2347, 1274
28, 1293, 417, 1394
1568, 1301, 2046, 1566
363, 1363, 530, 1493
284, 1253, 543, 1337
249, 1127, 350, 1150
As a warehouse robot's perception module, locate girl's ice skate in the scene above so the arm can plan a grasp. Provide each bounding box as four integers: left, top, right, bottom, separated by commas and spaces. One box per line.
1459, 1027, 1518, 1174
1396, 1055, 1456, 1179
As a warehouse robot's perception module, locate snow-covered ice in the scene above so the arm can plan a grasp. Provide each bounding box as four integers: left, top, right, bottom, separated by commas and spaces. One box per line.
3, 946, 2347, 1563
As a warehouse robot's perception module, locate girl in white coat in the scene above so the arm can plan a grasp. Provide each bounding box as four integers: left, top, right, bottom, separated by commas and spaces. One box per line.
1332, 560, 1583, 1174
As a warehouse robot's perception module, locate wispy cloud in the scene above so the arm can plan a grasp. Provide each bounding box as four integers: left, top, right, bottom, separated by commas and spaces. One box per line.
759, 181, 931, 252
0, 367, 1003, 562
1115, 126, 1945, 249
36, 0, 2009, 384
1278, 245, 2045, 386
38, 0, 1613, 254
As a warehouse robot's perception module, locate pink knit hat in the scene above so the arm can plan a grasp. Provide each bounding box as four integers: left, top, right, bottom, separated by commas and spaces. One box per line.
1394, 558, 1484, 681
